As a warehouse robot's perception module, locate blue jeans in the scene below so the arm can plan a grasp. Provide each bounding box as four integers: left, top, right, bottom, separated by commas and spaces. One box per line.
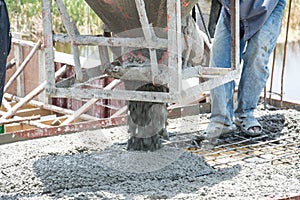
210, 0, 286, 126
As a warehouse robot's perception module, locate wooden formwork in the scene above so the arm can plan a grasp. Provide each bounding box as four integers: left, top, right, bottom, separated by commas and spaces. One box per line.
0, 37, 123, 144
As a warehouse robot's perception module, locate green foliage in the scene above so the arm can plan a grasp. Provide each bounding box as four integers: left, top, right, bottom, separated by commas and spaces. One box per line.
6, 0, 103, 40
5, 0, 300, 41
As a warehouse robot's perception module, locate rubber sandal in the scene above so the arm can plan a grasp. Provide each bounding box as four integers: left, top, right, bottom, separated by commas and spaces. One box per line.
234, 116, 262, 136
197, 121, 237, 140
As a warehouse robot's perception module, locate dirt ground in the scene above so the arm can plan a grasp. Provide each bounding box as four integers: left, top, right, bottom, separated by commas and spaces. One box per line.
0, 105, 299, 200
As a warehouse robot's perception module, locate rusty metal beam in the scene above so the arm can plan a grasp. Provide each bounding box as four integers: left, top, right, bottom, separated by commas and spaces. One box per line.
0, 116, 127, 145
280, 0, 293, 103
2, 95, 299, 146
276, 195, 300, 200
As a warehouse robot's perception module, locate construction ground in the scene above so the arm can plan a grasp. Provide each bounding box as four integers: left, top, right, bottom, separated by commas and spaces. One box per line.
0, 0, 300, 199
0, 104, 300, 199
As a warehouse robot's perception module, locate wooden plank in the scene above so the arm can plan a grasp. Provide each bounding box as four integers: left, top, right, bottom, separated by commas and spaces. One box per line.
1, 110, 44, 129
0, 115, 127, 145
263, 97, 300, 111
54, 51, 85, 67
0, 115, 41, 125
42, 0, 56, 89
55, 0, 84, 81
135, 0, 159, 83
4, 93, 99, 121
4, 40, 42, 93
4, 124, 36, 133
61, 79, 121, 125
60, 98, 98, 125
52, 87, 175, 103
54, 34, 168, 49
1, 65, 68, 120
1, 98, 12, 111
6, 58, 16, 69
11, 38, 36, 47
16, 34, 25, 97
110, 106, 128, 118
0, 110, 51, 129
15, 108, 54, 118
3, 101, 37, 110
168, 102, 211, 119
23, 120, 51, 128
38, 47, 48, 103
230, 0, 240, 70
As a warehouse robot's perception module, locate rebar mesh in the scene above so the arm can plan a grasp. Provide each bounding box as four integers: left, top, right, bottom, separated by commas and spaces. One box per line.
165, 129, 300, 168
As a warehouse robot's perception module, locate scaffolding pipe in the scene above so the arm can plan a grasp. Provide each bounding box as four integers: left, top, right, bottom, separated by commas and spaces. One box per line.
280, 0, 293, 103
269, 47, 277, 103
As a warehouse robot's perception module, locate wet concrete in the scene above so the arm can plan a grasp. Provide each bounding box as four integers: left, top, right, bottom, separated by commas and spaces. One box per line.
0, 106, 299, 199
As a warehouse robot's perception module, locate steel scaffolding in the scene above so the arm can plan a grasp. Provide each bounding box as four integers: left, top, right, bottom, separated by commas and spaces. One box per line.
42, 0, 241, 105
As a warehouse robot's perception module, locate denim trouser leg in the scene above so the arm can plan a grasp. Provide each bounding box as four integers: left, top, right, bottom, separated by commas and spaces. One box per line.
210, 12, 245, 126
235, 0, 286, 118
210, 0, 285, 125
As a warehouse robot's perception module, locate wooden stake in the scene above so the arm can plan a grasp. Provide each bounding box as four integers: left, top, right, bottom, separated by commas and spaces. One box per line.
4, 93, 99, 121
0, 109, 47, 129
6, 58, 16, 69
1, 98, 12, 111
60, 98, 99, 126
110, 105, 128, 118
1, 65, 67, 120
61, 79, 121, 125
4, 40, 42, 93
0, 115, 41, 125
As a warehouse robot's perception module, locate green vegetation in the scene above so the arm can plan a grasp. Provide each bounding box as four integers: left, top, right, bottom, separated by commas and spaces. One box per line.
280, 0, 300, 42
6, 0, 103, 40
5, 0, 300, 42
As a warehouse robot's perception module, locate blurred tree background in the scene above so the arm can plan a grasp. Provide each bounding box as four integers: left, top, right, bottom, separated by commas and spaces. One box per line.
5, 0, 300, 42
6, 0, 103, 41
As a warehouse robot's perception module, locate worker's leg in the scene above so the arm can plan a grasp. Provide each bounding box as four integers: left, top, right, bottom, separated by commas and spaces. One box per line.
200, 10, 246, 140
235, 0, 286, 134
209, 10, 245, 127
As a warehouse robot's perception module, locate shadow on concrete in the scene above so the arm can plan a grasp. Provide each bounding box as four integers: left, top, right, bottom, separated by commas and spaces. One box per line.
17, 147, 242, 199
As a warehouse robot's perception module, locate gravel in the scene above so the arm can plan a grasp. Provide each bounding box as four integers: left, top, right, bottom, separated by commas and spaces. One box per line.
0, 106, 299, 200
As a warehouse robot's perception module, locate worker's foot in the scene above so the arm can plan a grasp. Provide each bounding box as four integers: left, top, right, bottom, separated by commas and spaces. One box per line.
234, 116, 262, 136
194, 122, 237, 150
196, 121, 237, 140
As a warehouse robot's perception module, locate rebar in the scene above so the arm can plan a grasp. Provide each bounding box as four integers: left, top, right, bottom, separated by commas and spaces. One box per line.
280, 0, 293, 103
165, 130, 300, 168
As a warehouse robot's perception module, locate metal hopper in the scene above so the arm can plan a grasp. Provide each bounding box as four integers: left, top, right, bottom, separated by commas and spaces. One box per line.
84, 0, 199, 34
42, 0, 242, 151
